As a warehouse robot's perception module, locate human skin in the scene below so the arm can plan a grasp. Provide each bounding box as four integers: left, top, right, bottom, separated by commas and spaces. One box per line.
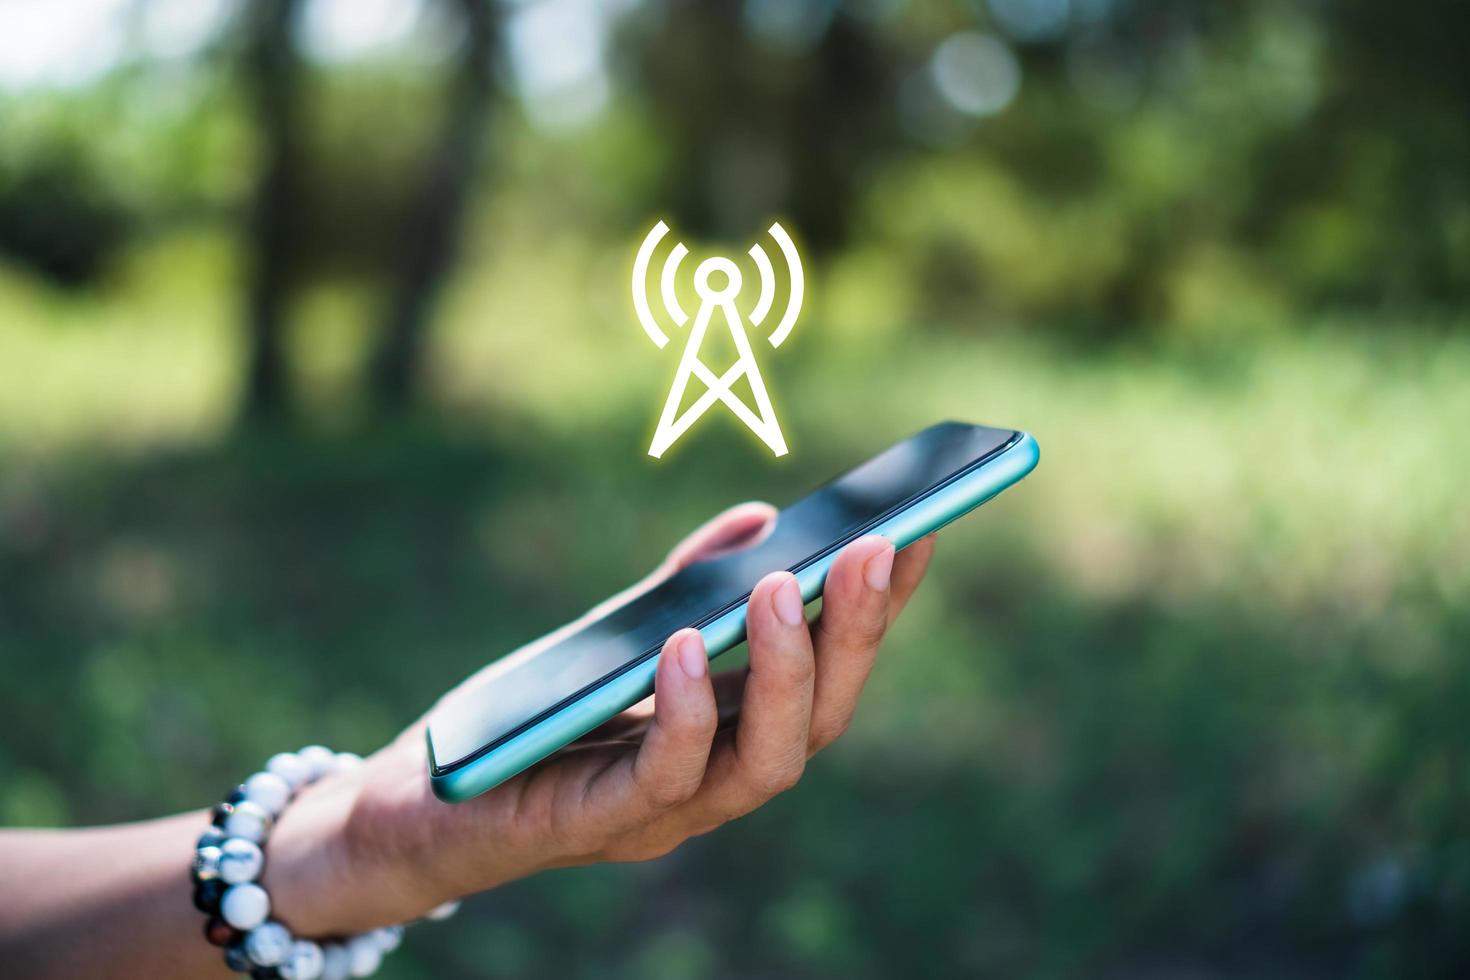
0, 503, 936, 979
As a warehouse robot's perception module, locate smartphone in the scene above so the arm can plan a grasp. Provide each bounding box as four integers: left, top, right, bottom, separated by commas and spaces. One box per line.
427, 421, 1039, 803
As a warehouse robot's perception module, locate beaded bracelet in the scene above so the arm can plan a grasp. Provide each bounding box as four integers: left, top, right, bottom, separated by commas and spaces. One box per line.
192, 746, 458, 979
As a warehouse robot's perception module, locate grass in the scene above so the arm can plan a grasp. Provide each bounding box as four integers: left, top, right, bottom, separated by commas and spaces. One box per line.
2, 243, 1469, 977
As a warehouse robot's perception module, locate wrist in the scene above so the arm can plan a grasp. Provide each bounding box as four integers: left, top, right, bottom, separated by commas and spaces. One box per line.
256, 780, 357, 936
261, 745, 458, 935
192, 746, 456, 977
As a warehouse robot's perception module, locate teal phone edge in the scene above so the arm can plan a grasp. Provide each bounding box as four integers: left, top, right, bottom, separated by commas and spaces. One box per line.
428, 428, 1040, 804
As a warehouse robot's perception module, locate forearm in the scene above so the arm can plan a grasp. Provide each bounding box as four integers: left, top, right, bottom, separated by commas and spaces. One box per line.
0, 812, 232, 980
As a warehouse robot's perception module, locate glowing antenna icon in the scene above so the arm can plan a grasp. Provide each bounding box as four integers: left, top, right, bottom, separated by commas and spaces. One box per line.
632, 220, 803, 458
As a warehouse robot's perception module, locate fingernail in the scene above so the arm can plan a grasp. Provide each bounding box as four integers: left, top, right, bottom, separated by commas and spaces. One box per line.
773, 575, 804, 627
863, 543, 895, 591
677, 632, 707, 679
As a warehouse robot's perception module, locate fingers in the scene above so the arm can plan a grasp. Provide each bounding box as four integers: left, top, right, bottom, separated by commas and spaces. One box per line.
582, 630, 717, 823
663, 501, 777, 571
631, 632, 719, 805
577, 536, 936, 857
731, 571, 817, 789
594, 534, 930, 749
667, 571, 814, 830
806, 535, 895, 752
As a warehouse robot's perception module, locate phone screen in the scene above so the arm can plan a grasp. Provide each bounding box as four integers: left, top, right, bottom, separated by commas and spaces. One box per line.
429, 422, 1018, 772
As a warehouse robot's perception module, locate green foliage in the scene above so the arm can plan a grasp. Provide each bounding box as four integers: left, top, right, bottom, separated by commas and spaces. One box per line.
2, 0, 1465, 328
0, 66, 251, 283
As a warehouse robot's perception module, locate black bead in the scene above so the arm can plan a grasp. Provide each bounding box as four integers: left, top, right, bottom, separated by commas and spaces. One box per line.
225, 785, 248, 806
197, 827, 228, 851
192, 846, 223, 884
223, 943, 252, 973
193, 878, 227, 913
250, 968, 281, 980
210, 801, 235, 827
204, 915, 241, 947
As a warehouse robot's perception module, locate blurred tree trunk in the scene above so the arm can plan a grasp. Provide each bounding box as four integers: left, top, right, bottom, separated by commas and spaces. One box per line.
241, 0, 304, 423
369, 0, 497, 411
784, 18, 889, 253
635, 1, 888, 254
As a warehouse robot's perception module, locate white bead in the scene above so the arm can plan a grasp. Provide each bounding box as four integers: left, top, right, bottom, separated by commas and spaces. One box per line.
245, 921, 293, 967
220, 882, 270, 930
243, 770, 292, 815
279, 939, 325, 980
267, 752, 311, 790
218, 837, 264, 884
330, 751, 363, 775
223, 800, 272, 844
372, 925, 403, 953
425, 899, 460, 921
298, 745, 336, 781
320, 943, 352, 980
347, 934, 383, 977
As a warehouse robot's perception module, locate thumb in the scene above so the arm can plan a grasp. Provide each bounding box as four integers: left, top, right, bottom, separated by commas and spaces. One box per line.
662, 501, 777, 572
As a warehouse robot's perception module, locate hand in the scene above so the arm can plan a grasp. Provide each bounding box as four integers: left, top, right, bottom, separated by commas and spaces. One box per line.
262, 504, 937, 935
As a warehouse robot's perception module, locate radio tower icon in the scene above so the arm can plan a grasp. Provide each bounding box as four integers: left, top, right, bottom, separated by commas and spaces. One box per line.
632, 220, 803, 458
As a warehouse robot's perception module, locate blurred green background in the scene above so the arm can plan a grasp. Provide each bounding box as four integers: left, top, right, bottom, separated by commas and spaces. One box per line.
3, 0, 1469, 977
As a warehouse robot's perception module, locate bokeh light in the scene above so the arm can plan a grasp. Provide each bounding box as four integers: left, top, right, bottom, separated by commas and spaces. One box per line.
743, 0, 839, 51
930, 32, 1022, 118
988, 0, 1070, 43
505, 0, 615, 130
0, 0, 129, 90
296, 0, 427, 63
137, 0, 241, 63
